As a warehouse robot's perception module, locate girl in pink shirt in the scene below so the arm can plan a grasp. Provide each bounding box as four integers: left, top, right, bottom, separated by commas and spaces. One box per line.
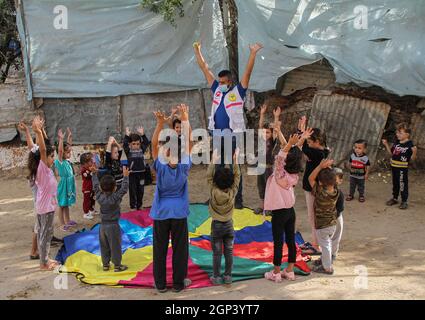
32, 116, 60, 271
264, 132, 303, 283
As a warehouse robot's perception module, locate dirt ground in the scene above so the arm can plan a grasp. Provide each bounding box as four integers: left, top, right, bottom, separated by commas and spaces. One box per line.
1, 165, 425, 300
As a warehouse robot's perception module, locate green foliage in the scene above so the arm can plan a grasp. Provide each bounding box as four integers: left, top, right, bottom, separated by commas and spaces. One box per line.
140, 0, 198, 27
0, 0, 21, 83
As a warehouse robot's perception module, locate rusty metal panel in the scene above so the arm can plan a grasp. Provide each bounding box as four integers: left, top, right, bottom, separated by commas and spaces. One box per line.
121, 90, 207, 139
308, 93, 391, 166
281, 61, 336, 96
42, 97, 121, 145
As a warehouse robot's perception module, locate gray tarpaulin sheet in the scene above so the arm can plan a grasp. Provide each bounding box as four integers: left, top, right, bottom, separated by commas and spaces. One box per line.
237, 0, 425, 96
18, 0, 227, 98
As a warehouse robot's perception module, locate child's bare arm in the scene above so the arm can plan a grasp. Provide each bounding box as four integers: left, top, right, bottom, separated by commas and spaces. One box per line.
179, 104, 192, 155
309, 159, 334, 189
412, 146, 418, 161
381, 139, 392, 155
57, 129, 65, 161
17, 122, 35, 151
66, 127, 73, 146
282, 134, 299, 153
152, 111, 166, 160
259, 104, 267, 129
32, 116, 47, 164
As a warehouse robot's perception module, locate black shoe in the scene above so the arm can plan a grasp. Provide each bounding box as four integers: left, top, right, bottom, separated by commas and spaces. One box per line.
114, 264, 128, 272
51, 236, 63, 243
172, 278, 192, 293
153, 283, 168, 293
399, 202, 408, 210
386, 198, 398, 206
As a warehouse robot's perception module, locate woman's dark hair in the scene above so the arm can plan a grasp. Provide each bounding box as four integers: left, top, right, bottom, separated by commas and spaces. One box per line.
318, 168, 336, 187
27, 145, 55, 181
309, 128, 327, 147
213, 166, 234, 190
100, 174, 116, 193
284, 146, 303, 174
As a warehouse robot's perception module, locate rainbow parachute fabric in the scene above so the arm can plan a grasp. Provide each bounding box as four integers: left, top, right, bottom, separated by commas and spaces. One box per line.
56, 205, 310, 288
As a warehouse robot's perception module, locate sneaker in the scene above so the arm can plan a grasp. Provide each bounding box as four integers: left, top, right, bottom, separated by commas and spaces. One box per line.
153, 283, 167, 293
210, 276, 223, 285
281, 268, 296, 281
172, 278, 192, 293
386, 198, 398, 206
114, 264, 128, 272
264, 271, 282, 283
51, 236, 64, 243
312, 265, 334, 275
103, 264, 110, 271
223, 275, 232, 284
399, 202, 408, 210
83, 213, 94, 220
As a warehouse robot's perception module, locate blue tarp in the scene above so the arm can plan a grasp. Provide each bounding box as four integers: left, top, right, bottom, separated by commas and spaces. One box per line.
237, 0, 425, 96
18, 0, 425, 98
18, 0, 227, 98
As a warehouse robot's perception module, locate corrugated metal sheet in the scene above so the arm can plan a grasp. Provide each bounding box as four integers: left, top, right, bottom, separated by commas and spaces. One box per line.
280, 61, 335, 96
308, 93, 391, 166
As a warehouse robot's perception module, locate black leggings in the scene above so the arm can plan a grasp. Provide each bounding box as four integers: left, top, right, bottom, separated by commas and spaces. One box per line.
271, 208, 296, 266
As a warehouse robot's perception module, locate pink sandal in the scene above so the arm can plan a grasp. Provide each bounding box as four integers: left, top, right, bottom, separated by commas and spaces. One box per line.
281, 268, 296, 281
264, 271, 282, 283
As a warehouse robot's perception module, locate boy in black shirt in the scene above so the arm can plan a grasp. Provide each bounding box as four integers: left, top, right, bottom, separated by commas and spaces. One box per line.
123, 127, 150, 210
382, 123, 417, 210
105, 136, 123, 188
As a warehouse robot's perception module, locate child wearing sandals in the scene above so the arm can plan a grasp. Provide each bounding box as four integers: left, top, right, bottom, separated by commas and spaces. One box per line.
264, 132, 303, 282
55, 128, 77, 231
346, 140, 370, 202
297, 117, 330, 255
308, 159, 339, 275
91, 165, 130, 272
32, 116, 60, 271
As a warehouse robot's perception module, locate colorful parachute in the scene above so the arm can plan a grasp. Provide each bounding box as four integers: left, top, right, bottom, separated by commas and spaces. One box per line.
56, 204, 310, 288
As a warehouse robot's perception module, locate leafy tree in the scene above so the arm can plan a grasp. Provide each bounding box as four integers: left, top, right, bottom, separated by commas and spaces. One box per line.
0, 0, 22, 83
